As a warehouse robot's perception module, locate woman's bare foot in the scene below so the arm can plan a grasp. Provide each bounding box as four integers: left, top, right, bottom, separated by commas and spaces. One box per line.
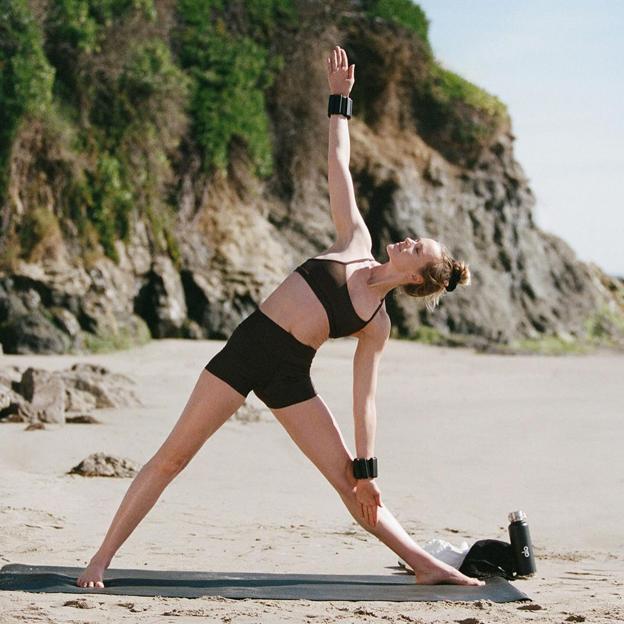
411, 558, 486, 586
76, 555, 110, 588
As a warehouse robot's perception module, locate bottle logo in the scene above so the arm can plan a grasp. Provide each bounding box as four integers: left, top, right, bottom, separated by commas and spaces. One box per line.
522, 545, 530, 558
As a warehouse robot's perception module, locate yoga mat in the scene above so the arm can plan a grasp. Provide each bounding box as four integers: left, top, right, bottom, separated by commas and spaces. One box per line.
0, 563, 530, 602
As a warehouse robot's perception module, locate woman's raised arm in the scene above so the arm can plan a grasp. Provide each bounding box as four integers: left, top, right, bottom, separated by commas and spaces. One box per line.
326, 46, 369, 245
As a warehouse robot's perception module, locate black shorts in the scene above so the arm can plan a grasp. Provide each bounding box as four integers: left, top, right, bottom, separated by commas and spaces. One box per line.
204, 308, 318, 409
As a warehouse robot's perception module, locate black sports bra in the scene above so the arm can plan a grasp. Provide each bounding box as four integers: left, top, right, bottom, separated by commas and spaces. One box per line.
294, 256, 384, 338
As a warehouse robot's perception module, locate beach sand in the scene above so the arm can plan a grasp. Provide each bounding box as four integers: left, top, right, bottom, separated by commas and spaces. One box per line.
1, 337, 622, 623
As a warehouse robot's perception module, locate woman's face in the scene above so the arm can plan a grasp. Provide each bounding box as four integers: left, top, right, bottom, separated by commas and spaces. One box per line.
385, 236, 443, 282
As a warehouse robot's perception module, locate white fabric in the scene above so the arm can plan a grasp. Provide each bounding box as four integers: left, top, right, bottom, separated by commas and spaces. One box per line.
399, 538, 472, 571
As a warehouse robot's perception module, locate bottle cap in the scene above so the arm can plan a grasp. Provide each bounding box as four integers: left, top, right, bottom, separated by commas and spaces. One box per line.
508, 510, 527, 523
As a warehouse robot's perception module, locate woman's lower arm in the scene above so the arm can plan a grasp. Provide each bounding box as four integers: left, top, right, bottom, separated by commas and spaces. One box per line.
354, 404, 376, 457
328, 113, 350, 166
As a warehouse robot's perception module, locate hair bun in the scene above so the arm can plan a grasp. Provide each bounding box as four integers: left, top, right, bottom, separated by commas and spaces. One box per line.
455, 260, 471, 286
446, 261, 471, 292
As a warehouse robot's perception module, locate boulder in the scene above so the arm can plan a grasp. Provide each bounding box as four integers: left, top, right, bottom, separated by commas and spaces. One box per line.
134, 255, 188, 338
66, 414, 101, 424
0, 384, 37, 423
0, 310, 71, 354
17, 367, 65, 424
68, 452, 141, 478
232, 402, 271, 424
59, 363, 141, 409
64, 386, 98, 413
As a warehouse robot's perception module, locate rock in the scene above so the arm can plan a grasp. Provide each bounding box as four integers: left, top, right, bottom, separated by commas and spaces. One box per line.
17, 367, 65, 424
0, 386, 38, 423
232, 402, 271, 424
59, 363, 141, 409
180, 318, 206, 339
134, 255, 188, 338
0, 365, 24, 388
0, 4, 622, 354
64, 386, 98, 413
49, 306, 82, 337
0, 310, 71, 354
0, 280, 28, 322
0, 384, 12, 411
25, 422, 46, 431
68, 452, 141, 477
63, 598, 97, 609
1, 363, 139, 422
66, 414, 101, 424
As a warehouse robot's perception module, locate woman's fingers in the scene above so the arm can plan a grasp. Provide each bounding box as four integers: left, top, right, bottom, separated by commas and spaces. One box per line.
360, 501, 377, 528
361, 503, 370, 526
328, 46, 349, 74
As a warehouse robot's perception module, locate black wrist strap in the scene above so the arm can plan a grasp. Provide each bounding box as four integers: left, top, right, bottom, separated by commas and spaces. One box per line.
328, 94, 352, 119
352, 457, 378, 479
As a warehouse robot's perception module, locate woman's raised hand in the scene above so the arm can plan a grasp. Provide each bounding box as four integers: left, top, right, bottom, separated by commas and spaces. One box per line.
326, 45, 354, 97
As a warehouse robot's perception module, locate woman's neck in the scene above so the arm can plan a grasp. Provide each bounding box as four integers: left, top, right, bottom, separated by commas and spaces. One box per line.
364, 261, 405, 300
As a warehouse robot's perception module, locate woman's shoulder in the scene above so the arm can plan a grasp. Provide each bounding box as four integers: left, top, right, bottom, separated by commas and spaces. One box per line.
351, 302, 391, 345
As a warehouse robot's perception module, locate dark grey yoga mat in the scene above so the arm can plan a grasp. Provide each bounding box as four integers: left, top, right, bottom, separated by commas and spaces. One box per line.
0, 563, 530, 602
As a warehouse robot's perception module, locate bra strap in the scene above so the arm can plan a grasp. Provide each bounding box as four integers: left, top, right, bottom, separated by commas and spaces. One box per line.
363, 298, 385, 322
313, 256, 375, 264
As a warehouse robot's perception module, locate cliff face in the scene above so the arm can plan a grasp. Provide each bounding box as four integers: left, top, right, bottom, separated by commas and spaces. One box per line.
1, 0, 622, 354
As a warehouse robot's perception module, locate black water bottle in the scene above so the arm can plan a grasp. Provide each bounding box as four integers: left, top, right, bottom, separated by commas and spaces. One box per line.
508, 510, 536, 576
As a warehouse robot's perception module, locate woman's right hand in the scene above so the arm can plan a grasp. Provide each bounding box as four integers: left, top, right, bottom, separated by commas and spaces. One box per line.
355, 479, 383, 528
326, 45, 354, 97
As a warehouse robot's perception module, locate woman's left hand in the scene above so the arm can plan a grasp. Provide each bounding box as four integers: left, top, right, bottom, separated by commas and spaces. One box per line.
355, 479, 383, 528
326, 45, 355, 97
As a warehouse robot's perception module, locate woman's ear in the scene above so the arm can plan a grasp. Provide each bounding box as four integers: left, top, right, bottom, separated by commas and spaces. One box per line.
411, 273, 424, 285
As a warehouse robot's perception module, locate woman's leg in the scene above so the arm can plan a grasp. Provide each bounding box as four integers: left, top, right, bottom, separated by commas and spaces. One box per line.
77, 369, 247, 588
270, 394, 484, 586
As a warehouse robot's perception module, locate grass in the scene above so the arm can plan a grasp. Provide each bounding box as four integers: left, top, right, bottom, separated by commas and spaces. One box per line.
79, 318, 152, 353
507, 336, 590, 356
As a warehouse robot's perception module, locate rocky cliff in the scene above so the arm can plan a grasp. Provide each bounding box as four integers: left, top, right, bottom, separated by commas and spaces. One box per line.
1, 0, 622, 355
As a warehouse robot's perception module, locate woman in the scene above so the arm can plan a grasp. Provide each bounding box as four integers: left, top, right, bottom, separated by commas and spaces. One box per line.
77, 45, 479, 588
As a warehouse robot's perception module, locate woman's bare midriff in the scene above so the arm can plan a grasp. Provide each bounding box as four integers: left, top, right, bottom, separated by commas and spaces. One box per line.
258, 255, 380, 350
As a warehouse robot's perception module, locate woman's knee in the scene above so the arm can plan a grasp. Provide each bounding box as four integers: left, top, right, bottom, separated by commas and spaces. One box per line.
147, 453, 189, 478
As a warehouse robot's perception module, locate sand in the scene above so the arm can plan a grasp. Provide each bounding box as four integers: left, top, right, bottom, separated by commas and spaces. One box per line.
1, 337, 623, 623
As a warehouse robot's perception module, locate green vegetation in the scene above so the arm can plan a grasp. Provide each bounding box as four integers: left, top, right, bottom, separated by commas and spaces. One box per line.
0, 0, 297, 269
18, 207, 62, 259
414, 63, 508, 166
361, 0, 431, 48
1, 0, 507, 269
174, 0, 294, 176
491, 309, 624, 355
80, 317, 152, 353
508, 336, 590, 356
359, 1, 508, 166
0, 0, 55, 204
584, 305, 624, 345
429, 64, 507, 119
399, 324, 469, 348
